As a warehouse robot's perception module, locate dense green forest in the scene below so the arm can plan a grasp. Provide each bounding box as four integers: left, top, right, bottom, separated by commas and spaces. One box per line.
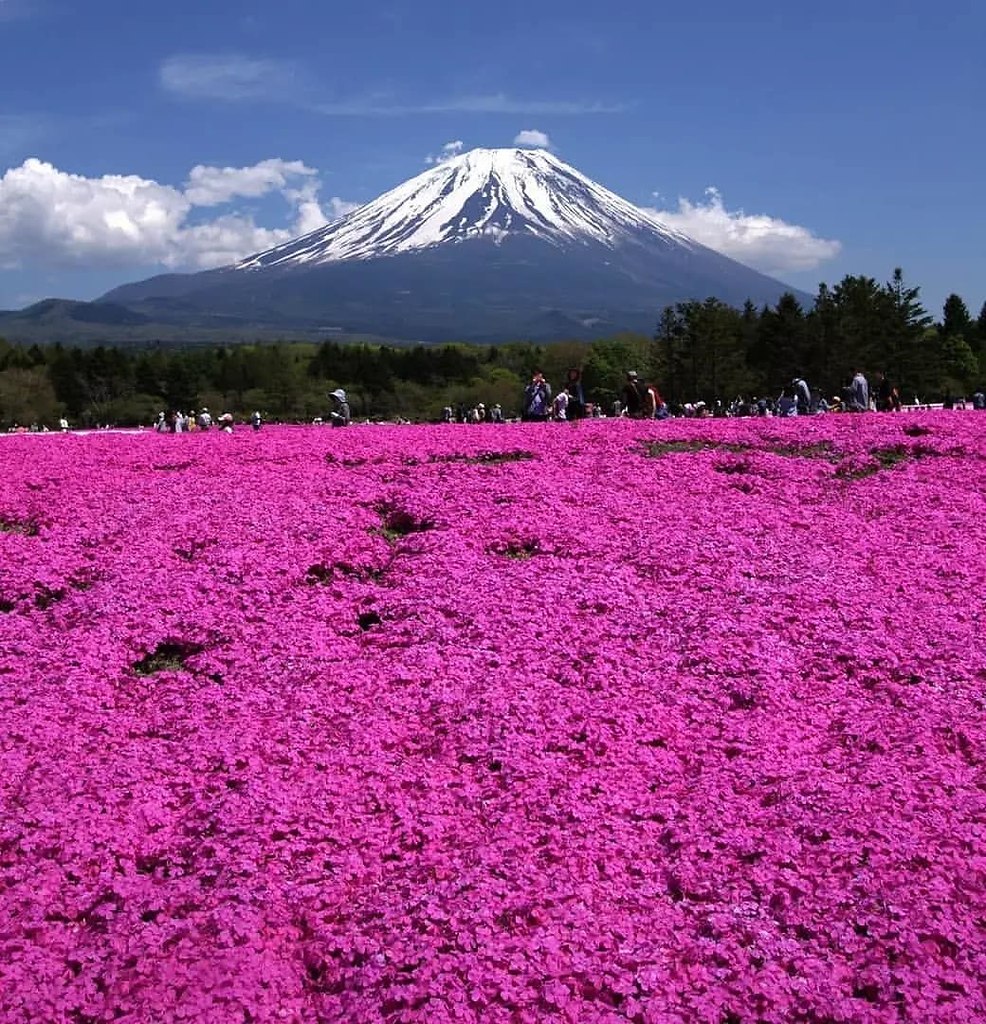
1, 270, 983, 427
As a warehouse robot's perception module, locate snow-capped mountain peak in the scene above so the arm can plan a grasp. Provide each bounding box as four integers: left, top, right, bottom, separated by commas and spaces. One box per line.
236, 147, 693, 270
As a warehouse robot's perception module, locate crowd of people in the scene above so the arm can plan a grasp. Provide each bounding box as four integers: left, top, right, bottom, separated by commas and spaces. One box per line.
516, 368, 668, 422
496, 368, 986, 421
152, 408, 264, 433
10, 375, 986, 434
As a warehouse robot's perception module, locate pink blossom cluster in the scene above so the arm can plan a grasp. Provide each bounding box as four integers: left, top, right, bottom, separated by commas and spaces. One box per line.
0, 414, 984, 1023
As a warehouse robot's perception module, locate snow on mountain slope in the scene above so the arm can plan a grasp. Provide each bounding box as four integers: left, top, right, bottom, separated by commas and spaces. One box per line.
237, 148, 696, 270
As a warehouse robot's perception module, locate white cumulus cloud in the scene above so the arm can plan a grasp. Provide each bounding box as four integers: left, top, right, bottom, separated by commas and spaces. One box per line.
0, 157, 353, 271
184, 158, 319, 206
425, 140, 465, 166
644, 187, 841, 274
513, 129, 552, 149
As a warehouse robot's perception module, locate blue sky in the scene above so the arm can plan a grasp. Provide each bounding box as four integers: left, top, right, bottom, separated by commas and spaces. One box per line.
1, 0, 984, 319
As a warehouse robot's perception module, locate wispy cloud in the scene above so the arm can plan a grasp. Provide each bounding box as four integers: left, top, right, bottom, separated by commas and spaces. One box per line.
0, 0, 40, 23
313, 94, 624, 116
159, 54, 624, 116
160, 53, 307, 102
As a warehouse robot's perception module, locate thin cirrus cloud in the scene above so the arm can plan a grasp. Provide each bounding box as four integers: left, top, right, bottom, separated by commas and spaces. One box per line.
159, 53, 623, 115
645, 187, 841, 274
160, 54, 309, 103
313, 95, 623, 116
0, 0, 39, 22
0, 156, 356, 272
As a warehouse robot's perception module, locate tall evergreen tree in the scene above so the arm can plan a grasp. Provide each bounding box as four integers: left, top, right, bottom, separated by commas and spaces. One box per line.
886, 268, 933, 396
806, 283, 839, 394
750, 293, 807, 394
653, 305, 686, 406
941, 293, 973, 337
974, 301, 986, 356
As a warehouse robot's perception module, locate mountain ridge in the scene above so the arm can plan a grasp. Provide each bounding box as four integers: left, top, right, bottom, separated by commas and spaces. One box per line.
4, 148, 812, 345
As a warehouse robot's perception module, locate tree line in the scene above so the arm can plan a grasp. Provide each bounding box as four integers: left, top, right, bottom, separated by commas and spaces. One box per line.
1, 269, 983, 428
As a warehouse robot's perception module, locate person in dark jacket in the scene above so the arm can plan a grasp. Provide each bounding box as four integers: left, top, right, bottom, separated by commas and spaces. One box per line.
329, 389, 351, 427
565, 367, 586, 419
522, 371, 552, 422
622, 371, 647, 418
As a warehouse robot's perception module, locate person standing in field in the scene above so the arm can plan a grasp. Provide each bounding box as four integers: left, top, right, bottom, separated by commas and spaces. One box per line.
849, 370, 869, 412
792, 377, 811, 415
329, 389, 351, 427
522, 371, 552, 422
565, 368, 585, 419
622, 371, 648, 418
552, 387, 570, 421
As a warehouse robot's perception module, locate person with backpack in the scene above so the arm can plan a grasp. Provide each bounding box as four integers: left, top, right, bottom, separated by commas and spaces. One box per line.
522, 371, 552, 422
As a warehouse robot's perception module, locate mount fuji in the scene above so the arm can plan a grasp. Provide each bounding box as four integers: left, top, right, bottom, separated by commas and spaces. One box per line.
99, 148, 805, 343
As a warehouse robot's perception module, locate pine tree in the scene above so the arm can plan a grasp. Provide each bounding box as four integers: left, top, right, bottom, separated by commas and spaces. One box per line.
653, 306, 685, 407
941, 294, 973, 337
806, 283, 838, 394
750, 293, 807, 394
887, 268, 933, 396
974, 301, 986, 356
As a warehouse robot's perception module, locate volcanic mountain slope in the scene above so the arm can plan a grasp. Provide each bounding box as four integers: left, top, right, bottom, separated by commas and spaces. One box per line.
103, 148, 805, 342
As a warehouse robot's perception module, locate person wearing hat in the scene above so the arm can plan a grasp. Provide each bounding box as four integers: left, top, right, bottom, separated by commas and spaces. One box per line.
197, 407, 212, 430
622, 371, 647, 418
329, 389, 351, 427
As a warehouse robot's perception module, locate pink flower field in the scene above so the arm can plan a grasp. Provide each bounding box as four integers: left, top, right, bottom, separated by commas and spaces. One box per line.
1, 415, 984, 1024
